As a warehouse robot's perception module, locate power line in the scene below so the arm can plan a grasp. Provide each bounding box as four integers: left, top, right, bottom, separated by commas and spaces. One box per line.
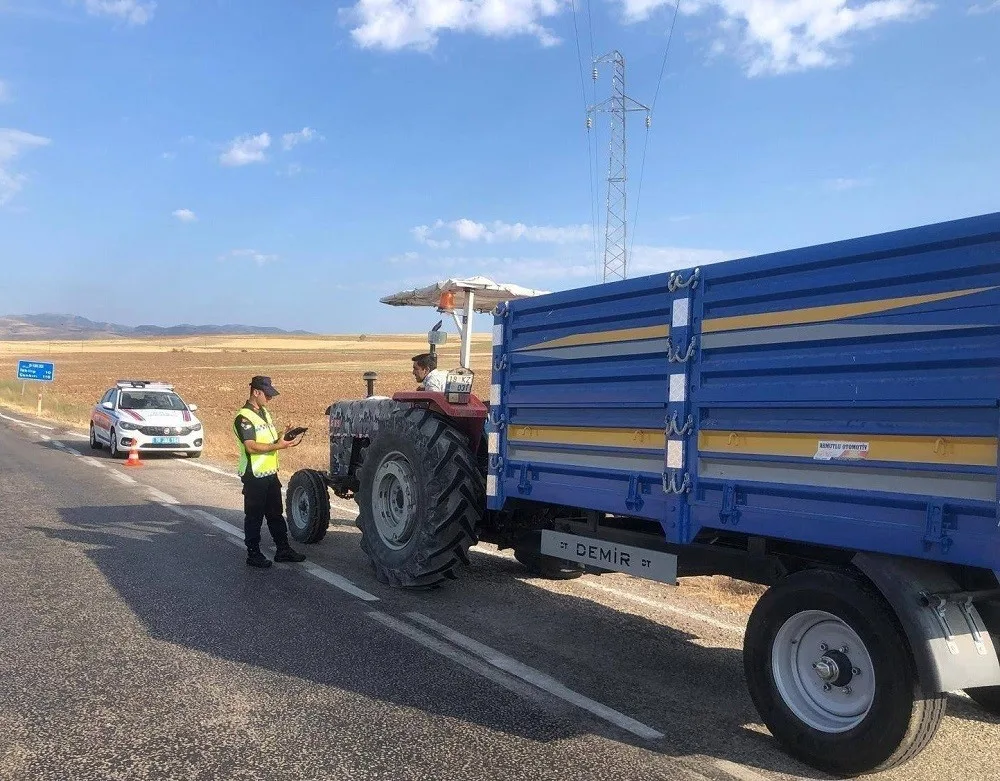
589, 51, 651, 283
570, 0, 601, 282
628, 0, 683, 267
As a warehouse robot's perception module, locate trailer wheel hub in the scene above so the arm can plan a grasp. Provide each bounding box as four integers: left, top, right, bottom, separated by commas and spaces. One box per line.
771, 609, 875, 733
372, 452, 418, 551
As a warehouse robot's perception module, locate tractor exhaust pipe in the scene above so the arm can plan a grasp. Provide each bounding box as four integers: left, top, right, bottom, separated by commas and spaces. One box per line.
362, 371, 377, 398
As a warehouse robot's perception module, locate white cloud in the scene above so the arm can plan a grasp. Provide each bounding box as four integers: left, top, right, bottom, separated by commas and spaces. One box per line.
83, 0, 156, 25
222, 248, 280, 266
219, 132, 271, 166
415, 218, 592, 246
387, 244, 742, 290
0, 128, 51, 207
622, 0, 933, 76
824, 176, 873, 191
344, 0, 564, 52
968, 1, 999, 12
172, 208, 197, 222
281, 127, 323, 151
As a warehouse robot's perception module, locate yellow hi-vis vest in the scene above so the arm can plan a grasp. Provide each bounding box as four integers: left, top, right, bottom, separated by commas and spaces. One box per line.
235, 406, 279, 478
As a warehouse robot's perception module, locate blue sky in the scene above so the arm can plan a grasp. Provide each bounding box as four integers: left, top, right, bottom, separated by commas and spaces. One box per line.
0, 0, 998, 334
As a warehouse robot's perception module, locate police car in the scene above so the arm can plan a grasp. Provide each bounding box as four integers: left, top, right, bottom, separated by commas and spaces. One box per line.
89, 380, 204, 458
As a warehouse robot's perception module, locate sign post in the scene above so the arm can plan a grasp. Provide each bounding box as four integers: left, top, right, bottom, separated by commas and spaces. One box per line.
16, 360, 55, 414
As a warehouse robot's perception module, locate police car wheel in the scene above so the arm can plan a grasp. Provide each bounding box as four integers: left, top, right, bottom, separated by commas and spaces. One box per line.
89, 424, 101, 450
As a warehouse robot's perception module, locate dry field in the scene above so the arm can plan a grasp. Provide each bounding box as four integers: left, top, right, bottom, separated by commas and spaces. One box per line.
0, 333, 494, 475
0, 333, 764, 610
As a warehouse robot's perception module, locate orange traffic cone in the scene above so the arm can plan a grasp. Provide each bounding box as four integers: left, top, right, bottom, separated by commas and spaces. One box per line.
124, 438, 143, 467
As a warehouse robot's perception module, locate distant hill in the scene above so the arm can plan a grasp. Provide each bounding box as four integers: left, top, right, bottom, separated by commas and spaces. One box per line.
0, 314, 313, 340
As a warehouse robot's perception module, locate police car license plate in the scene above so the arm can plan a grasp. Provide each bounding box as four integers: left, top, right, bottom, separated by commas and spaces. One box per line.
152, 436, 180, 444
540, 530, 678, 584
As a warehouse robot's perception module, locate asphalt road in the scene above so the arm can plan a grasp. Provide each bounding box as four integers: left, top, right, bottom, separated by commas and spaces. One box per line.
1, 410, 997, 781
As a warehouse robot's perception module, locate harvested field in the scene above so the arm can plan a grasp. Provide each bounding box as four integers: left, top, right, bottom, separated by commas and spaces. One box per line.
0, 334, 494, 475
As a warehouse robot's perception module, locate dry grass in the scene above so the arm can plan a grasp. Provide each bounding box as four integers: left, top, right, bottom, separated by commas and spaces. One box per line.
679, 575, 766, 614
0, 334, 493, 474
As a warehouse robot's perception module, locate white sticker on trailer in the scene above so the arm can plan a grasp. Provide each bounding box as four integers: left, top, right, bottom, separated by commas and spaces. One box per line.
814, 440, 869, 461
671, 297, 690, 328
540, 531, 677, 585
669, 373, 686, 403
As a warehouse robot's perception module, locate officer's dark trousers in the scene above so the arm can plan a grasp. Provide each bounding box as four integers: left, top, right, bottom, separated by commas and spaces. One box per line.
242, 474, 290, 552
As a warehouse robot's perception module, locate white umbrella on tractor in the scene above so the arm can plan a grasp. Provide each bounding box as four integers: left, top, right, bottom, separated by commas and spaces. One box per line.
380, 275, 549, 372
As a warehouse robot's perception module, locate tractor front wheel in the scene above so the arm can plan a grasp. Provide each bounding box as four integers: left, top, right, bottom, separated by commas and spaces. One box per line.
287, 469, 331, 544
356, 406, 483, 588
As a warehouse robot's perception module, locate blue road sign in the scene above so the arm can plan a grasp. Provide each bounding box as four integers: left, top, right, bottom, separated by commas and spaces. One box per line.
17, 360, 55, 382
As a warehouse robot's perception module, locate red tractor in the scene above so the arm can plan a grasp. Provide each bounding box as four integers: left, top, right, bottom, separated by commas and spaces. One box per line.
285, 277, 583, 586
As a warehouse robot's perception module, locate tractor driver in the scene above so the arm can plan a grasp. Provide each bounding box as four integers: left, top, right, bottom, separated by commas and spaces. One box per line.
412, 352, 448, 393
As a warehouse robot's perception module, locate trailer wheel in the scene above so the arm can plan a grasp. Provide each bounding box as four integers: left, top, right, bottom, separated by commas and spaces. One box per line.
744, 569, 946, 777
356, 406, 482, 588
287, 469, 331, 544
963, 601, 1000, 713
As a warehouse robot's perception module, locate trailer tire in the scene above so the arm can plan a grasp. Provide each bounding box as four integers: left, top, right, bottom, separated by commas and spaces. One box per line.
744, 568, 946, 777
963, 601, 1000, 714
356, 406, 482, 588
287, 469, 331, 544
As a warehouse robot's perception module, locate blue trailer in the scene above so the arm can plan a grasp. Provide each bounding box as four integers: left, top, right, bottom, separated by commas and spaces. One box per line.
292, 211, 1000, 776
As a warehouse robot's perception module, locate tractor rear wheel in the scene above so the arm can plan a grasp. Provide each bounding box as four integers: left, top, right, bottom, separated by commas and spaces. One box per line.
356, 406, 483, 588
287, 469, 331, 544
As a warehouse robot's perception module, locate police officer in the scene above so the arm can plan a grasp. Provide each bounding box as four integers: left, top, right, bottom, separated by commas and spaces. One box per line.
233, 375, 307, 569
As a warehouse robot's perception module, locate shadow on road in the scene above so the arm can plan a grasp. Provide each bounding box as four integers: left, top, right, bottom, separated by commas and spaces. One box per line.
27, 493, 839, 781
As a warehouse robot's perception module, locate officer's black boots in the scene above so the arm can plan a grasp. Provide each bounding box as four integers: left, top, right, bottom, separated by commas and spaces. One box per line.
246, 550, 272, 568
274, 545, 306, 563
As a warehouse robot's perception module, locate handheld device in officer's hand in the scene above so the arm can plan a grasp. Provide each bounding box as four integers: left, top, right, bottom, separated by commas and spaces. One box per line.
283, 426, 308, 441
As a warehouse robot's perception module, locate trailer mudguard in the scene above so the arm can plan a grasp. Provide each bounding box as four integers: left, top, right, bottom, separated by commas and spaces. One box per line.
852, 551, 1000, 692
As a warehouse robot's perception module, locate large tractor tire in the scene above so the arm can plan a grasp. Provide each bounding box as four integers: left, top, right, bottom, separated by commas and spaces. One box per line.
356, 406, 483, 588
963, 601, 1000, 714
287, 469, 331, 544
744, 568, 946, 777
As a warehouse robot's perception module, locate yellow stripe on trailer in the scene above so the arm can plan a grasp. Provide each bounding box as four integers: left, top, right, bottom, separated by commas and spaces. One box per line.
702, 287, 996, 334
518, 324, 669, 351
698, 430, 998, 467
507, 425, 664, 451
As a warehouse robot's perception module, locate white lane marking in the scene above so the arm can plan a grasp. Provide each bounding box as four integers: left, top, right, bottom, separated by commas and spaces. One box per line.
407, 612, 664, 741
712, 759, 774, 781
80, 457, 106, 470
303, 562, 380, 602
191, 509, 243, 538
183, 460, 236, 478
367, 611, 549, 705
579, 580, 746, 636
107, 471, 137, 485
65, 432, 89, 440
40, 434, 52, 441
185, 508, 377, 600
158, 502, 197, 520
0, 412, 55, 430
181, 459, 360, 515
147, 487, 179, 505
